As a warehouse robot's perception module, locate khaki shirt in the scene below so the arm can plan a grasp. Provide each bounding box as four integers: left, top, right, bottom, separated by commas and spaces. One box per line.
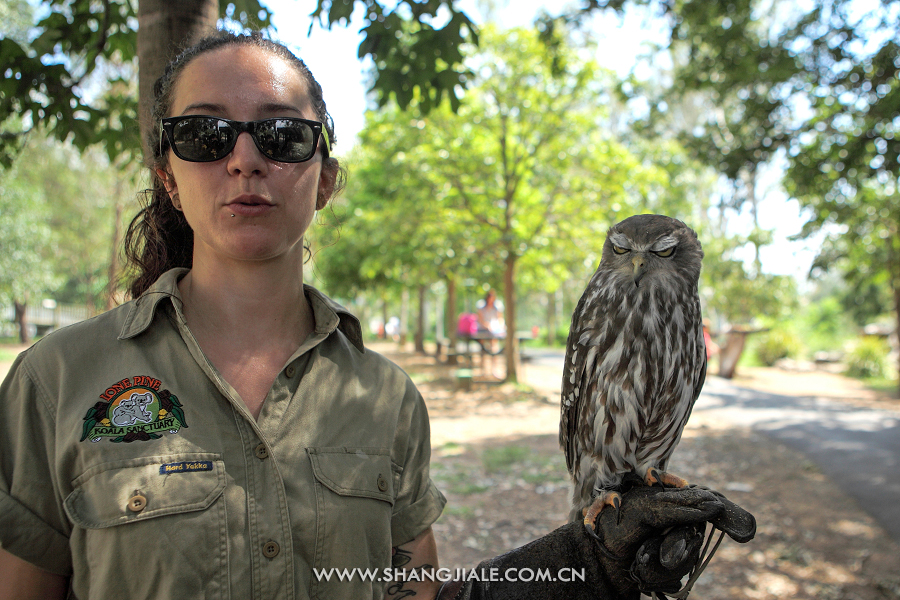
0, 268, 445, 600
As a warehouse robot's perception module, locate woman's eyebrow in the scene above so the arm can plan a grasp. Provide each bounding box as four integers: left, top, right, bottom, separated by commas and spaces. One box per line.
258, 102, 303, 115
177, 102, 303, 116
179, 102, 227, 115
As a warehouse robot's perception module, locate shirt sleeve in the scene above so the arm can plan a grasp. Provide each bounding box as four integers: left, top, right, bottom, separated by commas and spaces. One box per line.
0, 352, 73, 575
390, 378, 446, 546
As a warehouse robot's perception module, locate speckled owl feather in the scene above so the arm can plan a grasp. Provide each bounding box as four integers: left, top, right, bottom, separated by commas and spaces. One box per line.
560, 214, 707, 522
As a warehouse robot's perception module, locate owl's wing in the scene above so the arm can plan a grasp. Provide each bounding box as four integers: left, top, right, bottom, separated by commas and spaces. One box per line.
693, 331, 708, 404
559, 287, 601, 475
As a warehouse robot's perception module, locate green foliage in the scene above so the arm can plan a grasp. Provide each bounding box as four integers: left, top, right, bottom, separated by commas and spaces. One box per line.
698, 231, 798, 325
0, 164, 57, 303
0, 0, 273, 166
794, 291, 856, 354
1, 0, 477, 166
0, 132, 140, 309
844, 337, 891, 380
754, 329, 801, 367
326, 0, 478, 112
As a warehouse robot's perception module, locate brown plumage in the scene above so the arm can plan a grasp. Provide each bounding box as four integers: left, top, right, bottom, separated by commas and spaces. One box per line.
560, 214, 706, 523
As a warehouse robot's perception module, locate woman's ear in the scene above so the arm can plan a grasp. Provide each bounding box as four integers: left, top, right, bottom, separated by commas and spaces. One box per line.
156, 168, 181, 211
316, 159, 338, 210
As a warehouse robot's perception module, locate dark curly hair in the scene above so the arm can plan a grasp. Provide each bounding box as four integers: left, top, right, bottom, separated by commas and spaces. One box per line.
124, 30, 346, 299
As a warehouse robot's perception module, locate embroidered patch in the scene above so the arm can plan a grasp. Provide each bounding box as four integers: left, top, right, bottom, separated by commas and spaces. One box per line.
159, 461, 213, 474
81, 376, 188, 443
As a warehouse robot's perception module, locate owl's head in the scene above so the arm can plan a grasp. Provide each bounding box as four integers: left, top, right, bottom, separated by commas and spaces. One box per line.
600, 214, 703, 289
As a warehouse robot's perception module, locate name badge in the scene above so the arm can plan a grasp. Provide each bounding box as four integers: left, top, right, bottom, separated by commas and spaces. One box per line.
159, 461, 213, 474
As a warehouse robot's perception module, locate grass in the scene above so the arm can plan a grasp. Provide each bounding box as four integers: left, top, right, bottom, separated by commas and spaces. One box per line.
861, 376, 900, 398
430, 460, 492, 495
438, 505, 475, 519
408, 371, 435, 385
0, 347, 21, 362
431, 442, 569, 495
481, 445, 530, 472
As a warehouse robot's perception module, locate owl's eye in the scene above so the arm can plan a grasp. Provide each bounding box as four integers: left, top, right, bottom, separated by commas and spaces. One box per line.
612, 245, 629, 255
653, 246, 676, 258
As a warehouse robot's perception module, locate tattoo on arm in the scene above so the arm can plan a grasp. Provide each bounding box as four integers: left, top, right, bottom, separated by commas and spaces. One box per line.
386, 581, 417, 598
387, 550, 435, 599
392, 546, 412, 568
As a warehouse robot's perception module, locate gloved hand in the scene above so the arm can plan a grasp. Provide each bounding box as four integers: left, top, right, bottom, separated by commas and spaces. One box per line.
435, 484, 755, 600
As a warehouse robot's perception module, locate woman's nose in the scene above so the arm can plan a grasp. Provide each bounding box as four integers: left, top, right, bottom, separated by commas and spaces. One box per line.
226, 132, 268, 176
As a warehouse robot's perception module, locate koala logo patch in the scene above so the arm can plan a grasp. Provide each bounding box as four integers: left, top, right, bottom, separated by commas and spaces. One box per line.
80, 376, 188, 443
112, 392, 154, 426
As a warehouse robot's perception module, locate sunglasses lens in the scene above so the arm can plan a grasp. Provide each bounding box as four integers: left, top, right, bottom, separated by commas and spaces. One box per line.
255, 119, 316, 162
171, 117, 236, 161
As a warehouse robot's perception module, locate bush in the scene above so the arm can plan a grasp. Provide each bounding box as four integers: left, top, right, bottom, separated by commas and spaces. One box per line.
755, 329, 801, 366
844, 337, 890, 379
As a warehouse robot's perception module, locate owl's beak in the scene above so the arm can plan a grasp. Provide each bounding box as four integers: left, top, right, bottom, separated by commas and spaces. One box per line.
632, 256, 646, 287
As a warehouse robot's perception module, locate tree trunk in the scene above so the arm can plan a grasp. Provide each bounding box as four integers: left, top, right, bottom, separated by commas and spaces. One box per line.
546, 291, 557, 346
888, 227, 900, 396
415, 285, 426, 354
14, 301, 29, 344
399, 287, 409, 346
746, 165, 761, 274
446, 275, 458, 347
106, 198, 124, 310
137, 0, 218, 158
718, 331, 749, 379
894, 281, 900, 398
504, 253, 519, 383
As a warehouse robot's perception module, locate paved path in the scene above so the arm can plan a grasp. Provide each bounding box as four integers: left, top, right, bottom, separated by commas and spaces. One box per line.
523, 348, 900, 543
698, 376, 900, 542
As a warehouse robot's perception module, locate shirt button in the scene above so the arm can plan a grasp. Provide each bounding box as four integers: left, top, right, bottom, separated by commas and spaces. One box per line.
255, 443, 269, 460
285, 365, 296, 378
377, 474, 388, 492
127, 493, 147, 513
263, 541, 280, 558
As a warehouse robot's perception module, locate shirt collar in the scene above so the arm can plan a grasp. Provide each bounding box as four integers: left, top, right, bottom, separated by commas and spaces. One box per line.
118, 268, 365, 352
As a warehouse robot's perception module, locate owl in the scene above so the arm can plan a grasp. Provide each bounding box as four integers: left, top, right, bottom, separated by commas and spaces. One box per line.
559, 214, 706, 529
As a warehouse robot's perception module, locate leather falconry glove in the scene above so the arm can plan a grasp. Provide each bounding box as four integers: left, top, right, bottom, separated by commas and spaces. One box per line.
435, 484, 755, 600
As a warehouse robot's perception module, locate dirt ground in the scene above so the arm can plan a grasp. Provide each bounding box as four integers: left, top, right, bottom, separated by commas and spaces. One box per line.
3, 342, 899, 598
370, 343, 900, 600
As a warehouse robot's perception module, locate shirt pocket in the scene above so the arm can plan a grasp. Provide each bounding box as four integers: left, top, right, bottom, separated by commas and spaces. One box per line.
64, 453, 228, 600
307, 447, 395, 600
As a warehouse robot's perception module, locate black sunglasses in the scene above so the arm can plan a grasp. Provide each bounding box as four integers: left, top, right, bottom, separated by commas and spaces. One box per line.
160, 115, 331, 163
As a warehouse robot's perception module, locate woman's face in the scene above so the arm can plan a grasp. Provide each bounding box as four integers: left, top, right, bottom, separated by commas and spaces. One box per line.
160, 45, 334, 266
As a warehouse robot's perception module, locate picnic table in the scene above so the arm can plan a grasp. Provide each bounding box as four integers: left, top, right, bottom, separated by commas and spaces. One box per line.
444, 331, 535, 366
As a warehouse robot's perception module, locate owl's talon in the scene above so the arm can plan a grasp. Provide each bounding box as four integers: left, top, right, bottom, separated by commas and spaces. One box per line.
645, 467, 689, 489
582, 491, 622, 531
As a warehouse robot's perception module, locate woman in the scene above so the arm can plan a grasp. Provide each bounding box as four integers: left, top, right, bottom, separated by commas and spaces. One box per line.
0, 31, 443, 600
0, 31, 751, 600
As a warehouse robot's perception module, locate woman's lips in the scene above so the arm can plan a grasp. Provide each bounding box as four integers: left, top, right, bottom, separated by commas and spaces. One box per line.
227, 195, 274, 217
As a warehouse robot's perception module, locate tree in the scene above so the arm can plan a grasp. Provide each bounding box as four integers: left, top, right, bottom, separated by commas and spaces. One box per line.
0, 153, 58, 342
0, 0, 478, 165
312, 104, 477, 352
790, 174, 900, 387
1, 0, 271, 165
340, 26, 672, 382
659, 0, 900, 387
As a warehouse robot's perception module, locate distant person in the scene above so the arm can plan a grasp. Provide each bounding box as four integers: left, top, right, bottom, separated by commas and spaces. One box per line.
475, 289, 505, 378
475, 289, 506, 338
703, 318, 720, 360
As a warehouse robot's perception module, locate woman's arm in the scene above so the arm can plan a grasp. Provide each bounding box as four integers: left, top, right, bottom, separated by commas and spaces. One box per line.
0, 548, 67, 600
385, 527, 442, 599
